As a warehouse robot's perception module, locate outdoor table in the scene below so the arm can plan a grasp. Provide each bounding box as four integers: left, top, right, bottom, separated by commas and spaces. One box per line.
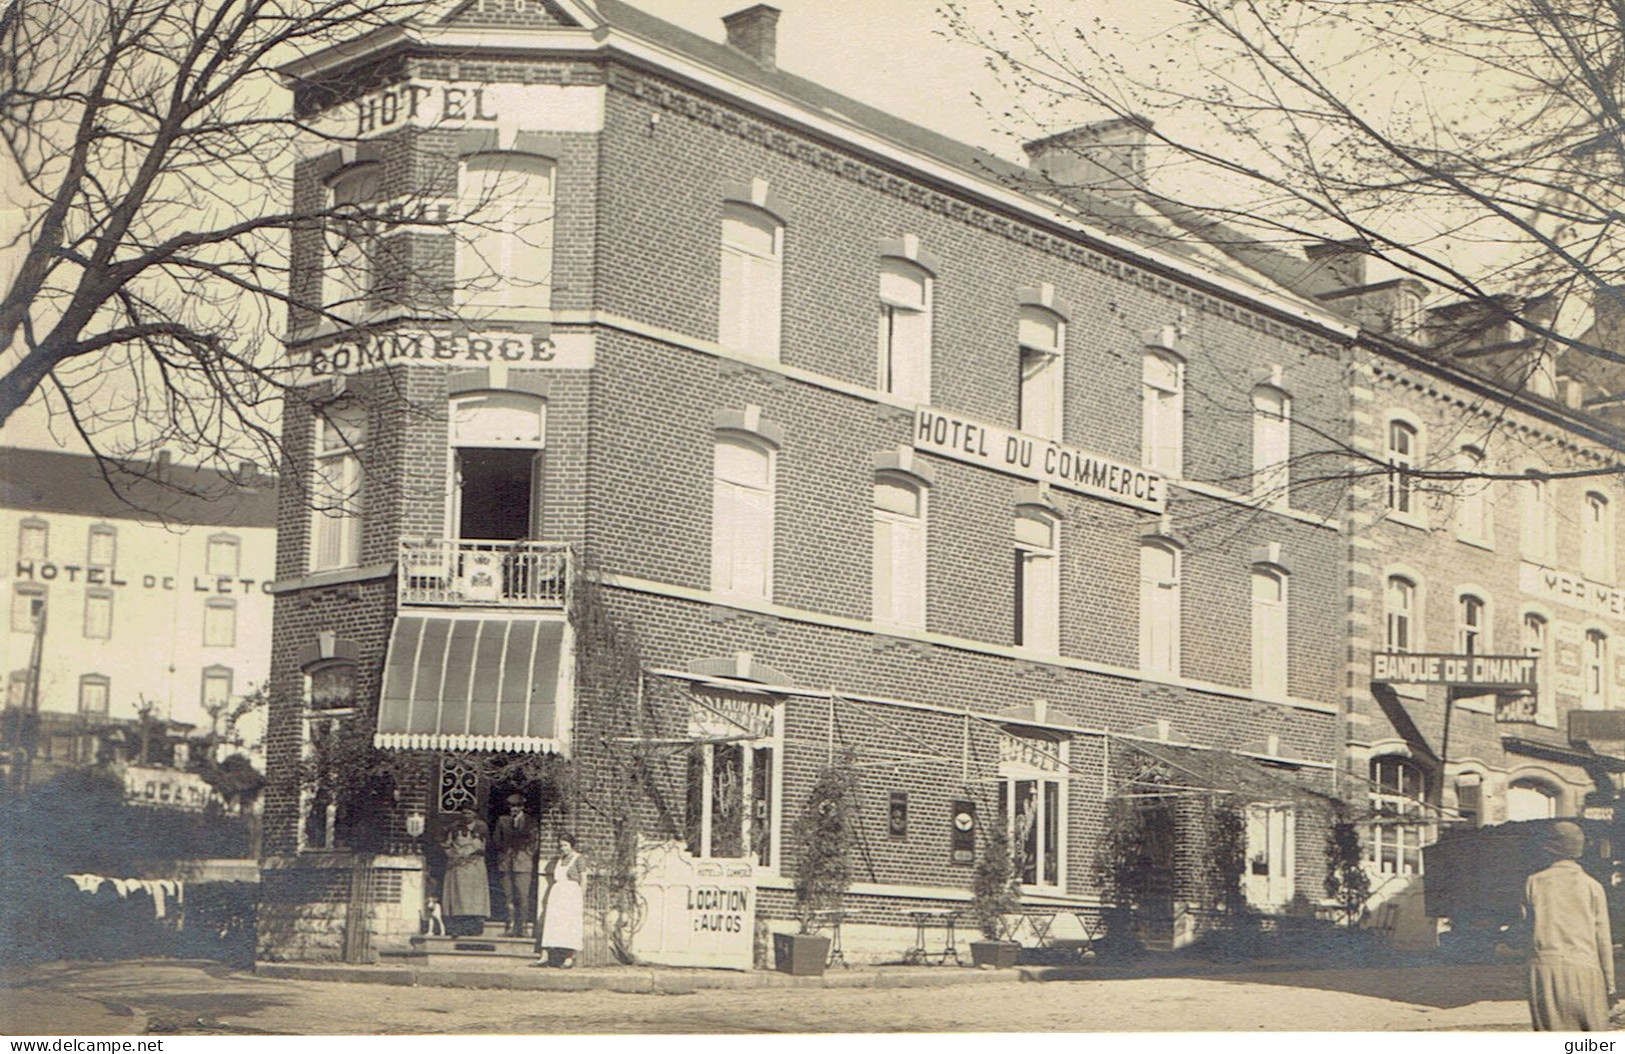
903, 908, 961, 965
812, 908, 848, 969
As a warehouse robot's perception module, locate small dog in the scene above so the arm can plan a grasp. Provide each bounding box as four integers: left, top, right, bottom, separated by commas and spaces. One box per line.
425, 898, 446, 936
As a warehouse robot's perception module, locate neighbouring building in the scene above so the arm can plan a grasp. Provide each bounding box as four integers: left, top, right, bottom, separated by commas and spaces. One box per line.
262, 0, 1365, 965
0, 447, 276, 792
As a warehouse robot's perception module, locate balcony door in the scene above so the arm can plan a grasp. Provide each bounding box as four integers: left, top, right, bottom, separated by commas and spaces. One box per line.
448, 392, 546, 542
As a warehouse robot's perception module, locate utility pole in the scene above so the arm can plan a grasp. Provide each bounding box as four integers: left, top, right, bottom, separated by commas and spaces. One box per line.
19, 595, 47, 792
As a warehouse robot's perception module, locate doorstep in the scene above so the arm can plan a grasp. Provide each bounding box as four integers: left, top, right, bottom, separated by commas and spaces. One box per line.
254, 961, 1030, 992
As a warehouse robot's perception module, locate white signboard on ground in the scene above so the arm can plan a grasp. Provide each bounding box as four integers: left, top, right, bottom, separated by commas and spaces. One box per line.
631, 840, 756, 970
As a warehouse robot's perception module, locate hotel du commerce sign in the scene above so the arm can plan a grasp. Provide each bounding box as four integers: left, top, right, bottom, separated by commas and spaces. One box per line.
914, 408, 1167, 514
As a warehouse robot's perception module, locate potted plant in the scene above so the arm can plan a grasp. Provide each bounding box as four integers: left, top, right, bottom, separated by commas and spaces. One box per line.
969, 820, 1023, 969
776, 767, 857, 975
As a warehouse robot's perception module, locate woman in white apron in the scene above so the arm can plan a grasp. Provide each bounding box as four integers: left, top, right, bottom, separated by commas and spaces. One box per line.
532, 833, 584, 968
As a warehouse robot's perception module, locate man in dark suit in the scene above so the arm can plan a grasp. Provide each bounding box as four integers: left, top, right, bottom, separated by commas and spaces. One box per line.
493, 793, 539, 937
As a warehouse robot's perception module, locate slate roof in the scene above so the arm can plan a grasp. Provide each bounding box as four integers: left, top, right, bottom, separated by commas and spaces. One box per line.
0, 447, 277, 529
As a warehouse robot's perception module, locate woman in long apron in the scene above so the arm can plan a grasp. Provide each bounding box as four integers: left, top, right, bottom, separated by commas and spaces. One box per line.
532, 833, 585, 968
440, 811, 491, 938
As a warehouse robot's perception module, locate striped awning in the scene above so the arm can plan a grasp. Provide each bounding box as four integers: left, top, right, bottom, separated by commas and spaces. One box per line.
376, 615, 566, 753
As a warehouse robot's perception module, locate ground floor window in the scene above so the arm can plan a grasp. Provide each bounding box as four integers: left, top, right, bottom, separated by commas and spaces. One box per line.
686, 742, 775, 866
1369, 755, 1427, 875
998, 730, 1067, 889
1507, 778, 1559, 821
1244, 803, 1295, 909
302, 714, 348, 851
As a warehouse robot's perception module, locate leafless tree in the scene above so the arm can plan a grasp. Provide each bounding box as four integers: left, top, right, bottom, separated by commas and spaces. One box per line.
0, 0, 534, 500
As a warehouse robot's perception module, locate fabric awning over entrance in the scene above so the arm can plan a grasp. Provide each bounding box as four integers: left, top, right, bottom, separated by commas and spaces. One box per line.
376, 615, 566, 753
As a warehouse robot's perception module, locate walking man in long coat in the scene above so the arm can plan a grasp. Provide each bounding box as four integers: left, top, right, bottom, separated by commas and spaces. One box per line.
1523, 820, 1616, 1030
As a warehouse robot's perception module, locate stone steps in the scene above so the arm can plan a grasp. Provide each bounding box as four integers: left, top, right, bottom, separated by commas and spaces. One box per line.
378, 923, 539, 969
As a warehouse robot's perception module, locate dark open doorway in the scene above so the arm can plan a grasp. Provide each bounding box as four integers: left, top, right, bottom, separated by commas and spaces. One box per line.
457, 448, 538, 541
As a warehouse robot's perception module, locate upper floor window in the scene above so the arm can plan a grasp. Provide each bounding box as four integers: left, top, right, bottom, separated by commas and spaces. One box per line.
17, 519, 46, 562
1251, 386, 1291, 507
1583, 492, 1615, 583
1017, 306, 1064, 441
204, 598, 237, 648
10, 583, 44, 633
1386, 575, 1417, 653
1251, 565, 1288, 697
206, 533, 240, 578
1585, 629, 1610, 709
1455, 447, 1492, 546
1522, 473, 1554, 564
878, 258, 931, 404
79, 674, 110, 715
1524, 612, 1554, 725
83, 589, 112, 641
311, 403, 366, 572
1013, 508, 1058, 653
1140, 540, 1181, 674
1142, 350, 1184, 478
711, 435, 775, 600
872, 475, 927, 629
719, 203, 782, 360
449, 391, 547, 543
324, 163, 382, 324
1387, 420, 1418, 517
86, 524, 116, 567
1456, 594, 1486, 655
459, 153, 555, 312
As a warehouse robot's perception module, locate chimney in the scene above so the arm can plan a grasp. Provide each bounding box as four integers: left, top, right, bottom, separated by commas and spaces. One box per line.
1594, 285, 1625, 357
153, 449, 172, 482
1023, 116, 1153, 204
1302, 240, 1369, 293
238, 461, 259, 486
723, 5, 780, 69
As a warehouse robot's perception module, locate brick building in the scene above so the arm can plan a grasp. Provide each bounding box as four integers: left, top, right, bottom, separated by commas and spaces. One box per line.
0, 448, 275, 792
261, 0, 1384, 964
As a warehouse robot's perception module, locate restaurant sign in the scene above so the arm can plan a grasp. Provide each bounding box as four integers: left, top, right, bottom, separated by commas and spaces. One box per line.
998, 733, 1064, 774
688, 687, 776, 740
914, 408, 1166, 513
1370, 653, 1538, 689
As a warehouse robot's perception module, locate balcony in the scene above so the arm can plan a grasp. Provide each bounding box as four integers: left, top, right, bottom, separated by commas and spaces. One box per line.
398, 538, 571, 609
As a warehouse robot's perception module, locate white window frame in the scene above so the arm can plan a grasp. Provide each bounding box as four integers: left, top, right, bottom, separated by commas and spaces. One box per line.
1583, 492, 1616, 584
87, 524, 117, 568
1521, 472, 1555, 565
1014, 507, 1059, 654
311, 404, 366, 572
999, 736, 1069, 893
1386, 418, 1421, 523
83, 589, 113, 641
300, 712, 348, 852
719, 202, 783, 361
1251, 385, 1291, 508
17, 518, 47, 562
684, 705, 783, 870
1385, 575, 1419, 654
324, 163, 382, 324
1507, 779, 1560, 821
711, 434, 776, 601
78, 674, 110, 715
1369, 755, 1427, 876
457, 152, 556, 313
206, 533, 241, 578
1017, 306, 1064, 441
872, 474, 927, 630
1142, 350, 1185, 478
1245, 803, 1296, 909
202, 665, 234, 713
446, 391, 548, 543
1584, 628, 1611, 710
877, 258, 932, 404
10, 584, 45, 633
204, 598, 237, 648
1454, 446, 1493, 548
1251, 565, 1288, 698
1522, 609, 1556, 727
1139, 539, 1182, 674
1456, 592, 1489, 656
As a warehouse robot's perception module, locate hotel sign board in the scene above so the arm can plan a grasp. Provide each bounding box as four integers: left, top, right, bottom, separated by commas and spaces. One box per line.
1519, 562, 1625, 623
914, 408, 1167, 513
1371, 653, 1538, 689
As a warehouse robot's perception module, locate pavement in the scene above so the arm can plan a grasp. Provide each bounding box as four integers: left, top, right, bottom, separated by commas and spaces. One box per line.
0, 957, 1538, 1034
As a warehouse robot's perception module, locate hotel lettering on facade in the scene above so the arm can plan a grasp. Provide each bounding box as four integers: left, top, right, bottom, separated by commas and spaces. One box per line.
260, 0, 1621, 962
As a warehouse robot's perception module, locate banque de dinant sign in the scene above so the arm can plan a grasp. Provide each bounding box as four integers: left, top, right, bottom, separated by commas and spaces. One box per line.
1370, 652, 1538, 689
914, 408, 1167, 513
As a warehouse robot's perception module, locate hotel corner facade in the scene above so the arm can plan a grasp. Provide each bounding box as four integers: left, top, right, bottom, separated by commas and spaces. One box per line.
259, 0, 1621, 965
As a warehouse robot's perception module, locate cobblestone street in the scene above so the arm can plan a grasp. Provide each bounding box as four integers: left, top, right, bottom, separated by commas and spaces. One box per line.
0, 960, 1535, 1035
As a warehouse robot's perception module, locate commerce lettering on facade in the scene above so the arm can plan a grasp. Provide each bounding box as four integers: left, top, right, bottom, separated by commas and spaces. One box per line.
913, 408, 1166, 513
1370, 653, 1538, 688
297, 330, 572, 378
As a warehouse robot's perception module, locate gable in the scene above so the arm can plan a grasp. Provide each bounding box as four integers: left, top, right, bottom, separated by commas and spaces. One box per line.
441, 0, 584, 29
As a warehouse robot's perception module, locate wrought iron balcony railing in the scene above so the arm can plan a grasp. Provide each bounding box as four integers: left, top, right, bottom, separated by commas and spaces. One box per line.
398, 538, 571, 609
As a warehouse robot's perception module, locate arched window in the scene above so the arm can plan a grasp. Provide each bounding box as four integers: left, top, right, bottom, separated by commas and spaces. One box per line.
1507, 779, 1559, 822
1018, 306, 1064, 440
1140, 540, 1181, 673
1522, 472, 1554, 564
1385, 575, 1417, 653
712, 435, 775, 600
1387, 420, 1418, 516
1524, 612, 1553, 725
873, 475, 927, 629
1142, 350, 1184, 477
1455, 446, 1492, 545
1014, 508, 1059, 653
1251, 565, 1288, 697
1369, 756, 1427, 875
1583, 492, 1615, 583
311, 402, 366, 571
1585, 629, 1611, 709
459, 153, 555, 312
720, 203, 783, 359
324, 163, 382, 323
878, 258, 931, 403
1251, 385, 1291, 507
1457, 593, 1487, 655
